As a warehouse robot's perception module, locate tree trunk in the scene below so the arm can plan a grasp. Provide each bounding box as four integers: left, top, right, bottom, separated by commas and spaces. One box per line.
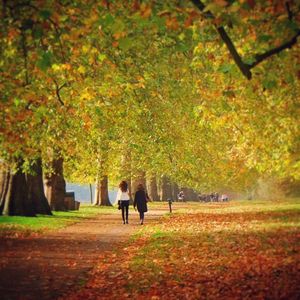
44, 158, 66, 211
160, 175, 172, 201
100, 175, 111, 206
147, 176, 159, 201
94, 175, 112, 206
27, 158, 52, 215
0, 166, 10, 214
0, 161, 35, 216
172, 183, 179, 202
89, 183, 93, 204
94, 180, 100, 205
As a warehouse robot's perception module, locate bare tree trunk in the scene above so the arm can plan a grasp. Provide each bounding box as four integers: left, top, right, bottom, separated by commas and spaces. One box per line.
0, 166, 10, 214
0, 161, 35, 216
94, 180, 100, 205
89, 183, 93, 204
100, 175, 111, 206
94, 175, 111, 206
160, 175, 172, 201
27, 158, 52, 215
147, 176, 159, 201
45, 158, 66, 211
172, 183, 179, 202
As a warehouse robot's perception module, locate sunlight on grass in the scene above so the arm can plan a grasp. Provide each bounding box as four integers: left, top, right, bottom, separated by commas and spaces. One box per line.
123, 199, 300, 297
0, 204, 117, 236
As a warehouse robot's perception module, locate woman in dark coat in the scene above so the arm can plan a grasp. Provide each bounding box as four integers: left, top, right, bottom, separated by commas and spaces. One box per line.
133, 184, 149, 225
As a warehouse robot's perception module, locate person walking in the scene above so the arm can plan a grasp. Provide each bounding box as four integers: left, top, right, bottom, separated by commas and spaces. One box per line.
116, 181, 130, 224
133, 184, 149, 225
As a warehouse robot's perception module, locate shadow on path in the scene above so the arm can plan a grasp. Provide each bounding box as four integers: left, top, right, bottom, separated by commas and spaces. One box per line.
0, 208, 168, 300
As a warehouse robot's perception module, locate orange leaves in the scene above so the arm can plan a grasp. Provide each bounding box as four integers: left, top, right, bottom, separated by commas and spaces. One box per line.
62, 202, 300, 300
140, 4, 152, 19
112, 41, 119, 48
112, 31, 126, 40
184, 10, 200, 28
214, 0, 228, 7
7, 28, 20, 40
166, 17, 179, 30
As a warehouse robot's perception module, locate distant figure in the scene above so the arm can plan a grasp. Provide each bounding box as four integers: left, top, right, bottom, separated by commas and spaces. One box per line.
116, 181, 130, 224
133, 184, 149, 225
221, 194, 229, 202
178, 191, 185, 202
167, 198, 172, 213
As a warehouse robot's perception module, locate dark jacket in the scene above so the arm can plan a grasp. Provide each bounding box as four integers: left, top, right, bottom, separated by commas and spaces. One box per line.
133, 190, 148, 213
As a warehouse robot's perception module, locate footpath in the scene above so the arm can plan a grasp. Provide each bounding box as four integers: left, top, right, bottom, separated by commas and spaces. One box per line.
0, 207, 168, 300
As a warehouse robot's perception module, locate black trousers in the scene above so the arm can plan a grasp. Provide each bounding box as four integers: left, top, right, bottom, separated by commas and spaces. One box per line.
139, 211, 145, 220
121, 200, 129, 222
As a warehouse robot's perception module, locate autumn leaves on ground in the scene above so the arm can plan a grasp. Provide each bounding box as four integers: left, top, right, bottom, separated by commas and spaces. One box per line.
1, 200, 299, 300
64, 200, 300, 300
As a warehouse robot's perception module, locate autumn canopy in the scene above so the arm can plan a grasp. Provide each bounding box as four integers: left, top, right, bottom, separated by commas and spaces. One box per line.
0, 0, 299, 215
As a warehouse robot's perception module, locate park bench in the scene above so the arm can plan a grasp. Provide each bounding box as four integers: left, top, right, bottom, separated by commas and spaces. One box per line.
64, 191, 80, 210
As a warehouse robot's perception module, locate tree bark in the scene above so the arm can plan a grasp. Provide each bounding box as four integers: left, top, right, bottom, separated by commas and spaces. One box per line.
94, 175, 112, 206
0, 165, 10, 214
160, 175, 172, 201
100, 175, 111, 206
89, 183, 93, 204
44, 158, 66, 211
147, 176, 159, 201
0, 161, 35, 216
172, 183, 180, 202
27, 158, 52, 215
94, 180, 100, 205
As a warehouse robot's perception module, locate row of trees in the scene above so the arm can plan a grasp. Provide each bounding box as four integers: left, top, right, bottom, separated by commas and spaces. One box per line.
1, 0, 299, 215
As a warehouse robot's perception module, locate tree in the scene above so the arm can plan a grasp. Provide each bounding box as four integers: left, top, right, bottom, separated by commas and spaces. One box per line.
147, 176, 160, 201
1, 0, 299, 208
94, 175, 111, 206
27, 158, 52, 215
45, 158, 66, 211
160, 176, 173, 201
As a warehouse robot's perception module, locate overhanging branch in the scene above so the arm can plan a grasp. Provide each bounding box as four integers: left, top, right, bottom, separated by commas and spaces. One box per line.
191, 0, 252, 79
190, 0, 300, 80
249, 30, 300, 69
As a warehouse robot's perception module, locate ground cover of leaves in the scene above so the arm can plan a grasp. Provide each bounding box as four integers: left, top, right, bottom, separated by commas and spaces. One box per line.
63, 200, 300, 300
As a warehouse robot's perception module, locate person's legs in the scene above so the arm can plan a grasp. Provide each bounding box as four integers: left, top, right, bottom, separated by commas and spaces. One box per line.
121, 202, 125, 224
125, 202, 129, 223
140, 211, 144, 224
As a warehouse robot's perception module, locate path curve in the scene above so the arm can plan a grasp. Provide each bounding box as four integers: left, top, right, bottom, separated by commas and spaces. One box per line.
0, 208, 167, 300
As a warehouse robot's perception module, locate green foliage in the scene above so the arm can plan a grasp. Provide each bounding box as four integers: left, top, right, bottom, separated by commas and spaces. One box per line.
0, 0, 299, 193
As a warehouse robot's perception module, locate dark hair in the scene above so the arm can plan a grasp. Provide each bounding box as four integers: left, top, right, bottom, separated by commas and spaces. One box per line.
137, 183, 144, 191
119, 181, 128, 192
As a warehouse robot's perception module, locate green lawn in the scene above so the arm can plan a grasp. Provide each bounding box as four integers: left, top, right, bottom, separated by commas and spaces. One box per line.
67, 198, 300, 299
0, 204, 117, 237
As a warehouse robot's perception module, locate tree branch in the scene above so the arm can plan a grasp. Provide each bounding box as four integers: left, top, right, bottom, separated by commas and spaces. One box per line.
53, 79, 66, 106
286, 2, 293, 21
190, 0, 300, 80
249, 30, 300, 69
190, 0, 252, 79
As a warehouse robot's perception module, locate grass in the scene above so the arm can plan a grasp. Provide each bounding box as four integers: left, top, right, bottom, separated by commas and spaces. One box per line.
121, 199, 300, 297
0, 204, 117, 237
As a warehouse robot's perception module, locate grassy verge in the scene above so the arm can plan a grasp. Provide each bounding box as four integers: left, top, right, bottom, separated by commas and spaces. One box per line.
69, 199, 300, 299
0, 204, 117, 237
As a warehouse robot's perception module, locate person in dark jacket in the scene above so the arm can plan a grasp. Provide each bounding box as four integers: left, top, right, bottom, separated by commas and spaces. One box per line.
133, 184, 149, 225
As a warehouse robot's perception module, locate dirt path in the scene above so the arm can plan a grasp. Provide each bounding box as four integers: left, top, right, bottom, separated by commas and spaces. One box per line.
0, 208, 168, 300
